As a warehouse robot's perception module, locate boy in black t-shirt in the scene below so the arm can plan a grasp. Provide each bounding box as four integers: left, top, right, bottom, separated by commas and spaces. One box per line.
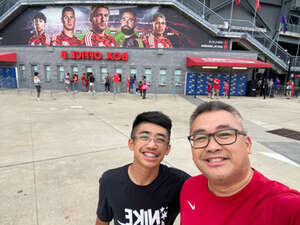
95, 111, 190, 225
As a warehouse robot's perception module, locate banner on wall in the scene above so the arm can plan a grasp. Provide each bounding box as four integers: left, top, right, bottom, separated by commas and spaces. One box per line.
0, 5, 228, 49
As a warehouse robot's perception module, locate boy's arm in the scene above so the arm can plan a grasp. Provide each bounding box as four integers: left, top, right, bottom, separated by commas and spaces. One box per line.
95, 216, 109, 225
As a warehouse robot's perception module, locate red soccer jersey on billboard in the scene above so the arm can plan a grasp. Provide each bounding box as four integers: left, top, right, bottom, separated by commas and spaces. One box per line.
144, 34, 173, 48
28, 33, 51, 46
52, 32, 80, 46
81, 31, 117, 47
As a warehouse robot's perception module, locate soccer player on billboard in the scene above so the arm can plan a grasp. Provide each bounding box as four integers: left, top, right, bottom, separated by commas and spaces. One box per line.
28, 12, 51, 46
144, 12, 173, 48
82, 5, 117, 47
52, 6, 80, 46
119, 10, 144, 48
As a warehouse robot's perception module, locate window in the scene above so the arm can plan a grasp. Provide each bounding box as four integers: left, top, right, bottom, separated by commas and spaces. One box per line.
45, 65, 51, 82
174, 69, 182, 86
58, 65, 64, 82
19, 65, 25, 80
86, 66, 93, 74
116, 68, 123, 81
100, 67, 108, 82
145, 68, 152, 84
72, 66, 78, 75
159, 69, 167, 85
31, 65, 38, 77
130, 68, 136, 76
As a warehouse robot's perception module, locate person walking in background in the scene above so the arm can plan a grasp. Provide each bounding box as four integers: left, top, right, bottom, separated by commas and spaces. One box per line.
138, 81, 143, 96
33, 72, 41, 101
64, 72, 71, 92
223, 80, 229, 97
73, 74, 78, 92
142, 76, 149, 99
212, 77, 220, 99
180, 101, 300, 225
113, 72, 119, 95
104, 73, 110, 92
89, 73, 95, 93
268, 78, 274, 97
81, 73, 87, 91
274, 77, 280, 96
286, 79, 293, 99
126, 75, 130, 93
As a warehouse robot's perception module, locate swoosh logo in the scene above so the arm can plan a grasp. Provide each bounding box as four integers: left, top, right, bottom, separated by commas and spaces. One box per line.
117, 220, 126, 225
187, 200, 195, 210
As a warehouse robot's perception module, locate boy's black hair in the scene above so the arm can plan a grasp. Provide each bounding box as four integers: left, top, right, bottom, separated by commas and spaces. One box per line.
33, 12, 47, 23
131, 111, 172, 139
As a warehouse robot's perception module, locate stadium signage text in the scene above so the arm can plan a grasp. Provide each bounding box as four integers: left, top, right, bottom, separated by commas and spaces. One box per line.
60, 51, 128, 61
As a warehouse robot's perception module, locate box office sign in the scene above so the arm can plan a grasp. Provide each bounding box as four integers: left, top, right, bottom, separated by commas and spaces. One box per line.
61, 51, 128, 61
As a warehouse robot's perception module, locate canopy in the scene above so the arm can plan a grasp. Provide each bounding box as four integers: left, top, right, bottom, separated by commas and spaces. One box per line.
186, 57, 272, 68
0, 52, 17, 63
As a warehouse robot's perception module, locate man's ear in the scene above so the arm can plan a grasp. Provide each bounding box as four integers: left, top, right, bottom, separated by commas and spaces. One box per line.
245, 136, 252, 155
128, 138, 134, 151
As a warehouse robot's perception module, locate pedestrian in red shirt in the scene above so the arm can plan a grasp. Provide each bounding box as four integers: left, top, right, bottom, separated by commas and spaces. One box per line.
212, 77, 220, 98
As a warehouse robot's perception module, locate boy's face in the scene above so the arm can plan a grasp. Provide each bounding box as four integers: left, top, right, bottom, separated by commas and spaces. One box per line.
128, 122, 170, 169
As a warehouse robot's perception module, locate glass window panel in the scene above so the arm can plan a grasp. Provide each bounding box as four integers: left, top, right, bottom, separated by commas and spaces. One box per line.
45, 65, 51, 82
86, 66, 93, 73
174, 69, 182, 84
116, 68, 122, 74
58, 65, 64, 82
19, 65, 26, 80
145, 68, 152, 83
160, 69, 166, 84
130, 68, 136, 75
72, 66, 78, 74
100, 67, 108, 82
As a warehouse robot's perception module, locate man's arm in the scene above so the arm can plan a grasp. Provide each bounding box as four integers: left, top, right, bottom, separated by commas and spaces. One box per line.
95, 217, 109, 225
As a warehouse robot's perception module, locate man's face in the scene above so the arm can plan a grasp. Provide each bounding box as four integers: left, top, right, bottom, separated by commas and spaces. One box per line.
153, 16, 166, 37
128, 122, 170, 169
62, 10, 75, 31
34, 18, 45, 34
121, 12, 136, 35
190, 110, 252, 185
92, 7, 109, 33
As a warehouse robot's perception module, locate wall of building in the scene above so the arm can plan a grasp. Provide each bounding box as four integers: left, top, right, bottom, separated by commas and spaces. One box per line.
0, 46, 257, 94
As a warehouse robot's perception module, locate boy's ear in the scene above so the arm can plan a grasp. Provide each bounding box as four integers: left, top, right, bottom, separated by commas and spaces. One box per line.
128, 138, 134, 151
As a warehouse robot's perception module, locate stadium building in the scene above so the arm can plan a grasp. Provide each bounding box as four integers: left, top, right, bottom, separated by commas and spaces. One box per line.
0, 0, 299, 96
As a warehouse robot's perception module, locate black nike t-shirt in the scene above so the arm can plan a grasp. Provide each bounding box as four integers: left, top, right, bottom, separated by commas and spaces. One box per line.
97, 164, 190, 225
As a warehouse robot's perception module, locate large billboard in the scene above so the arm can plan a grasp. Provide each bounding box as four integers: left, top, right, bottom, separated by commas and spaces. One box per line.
0, 5, 228, 49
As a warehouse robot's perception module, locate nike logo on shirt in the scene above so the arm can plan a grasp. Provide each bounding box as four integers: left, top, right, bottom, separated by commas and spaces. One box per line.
187, 200, 195, 210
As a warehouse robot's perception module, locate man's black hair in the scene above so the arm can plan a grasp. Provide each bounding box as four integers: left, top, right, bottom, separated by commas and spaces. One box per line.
62, 6, 75, 17
34, 72, 39, 76
131, 111, 172, 140
33, 12, 47, 23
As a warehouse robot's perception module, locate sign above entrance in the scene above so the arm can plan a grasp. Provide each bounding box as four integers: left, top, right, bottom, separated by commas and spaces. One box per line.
60, 50, 128, 61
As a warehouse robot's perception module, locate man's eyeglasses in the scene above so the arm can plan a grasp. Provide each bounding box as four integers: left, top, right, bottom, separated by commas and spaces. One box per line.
133, 135, 169, 145
187, 128, 247, 149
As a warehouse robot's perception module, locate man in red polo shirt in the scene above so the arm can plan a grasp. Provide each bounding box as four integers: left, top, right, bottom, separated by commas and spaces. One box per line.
212, 77, 220, 98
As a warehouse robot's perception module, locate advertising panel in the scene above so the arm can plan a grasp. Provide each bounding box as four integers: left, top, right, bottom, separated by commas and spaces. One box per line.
0, 5, 228, 49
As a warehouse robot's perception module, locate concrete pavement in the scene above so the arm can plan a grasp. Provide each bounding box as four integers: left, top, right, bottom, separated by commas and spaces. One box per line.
0, 89, 300, 225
